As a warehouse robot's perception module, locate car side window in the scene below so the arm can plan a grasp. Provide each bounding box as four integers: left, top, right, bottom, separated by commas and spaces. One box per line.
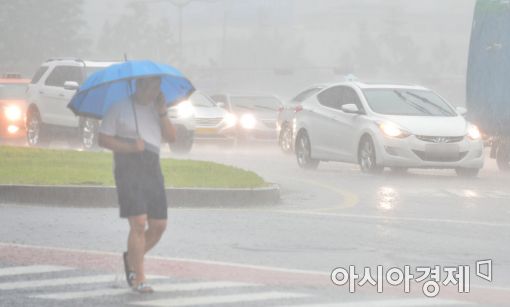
45, 66, 83, 87
318, 86, 364, 112
65, 66, 84, 84
31, 67, 49, 84
342, 87, 365, 113
317, 86, 344, 110
44, 67, 65, 87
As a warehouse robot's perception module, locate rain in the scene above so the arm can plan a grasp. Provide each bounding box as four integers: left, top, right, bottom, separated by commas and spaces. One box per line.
0, 0, 508, 306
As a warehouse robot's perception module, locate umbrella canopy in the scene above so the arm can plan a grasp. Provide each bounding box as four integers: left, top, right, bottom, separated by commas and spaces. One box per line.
68, 60, 195, 119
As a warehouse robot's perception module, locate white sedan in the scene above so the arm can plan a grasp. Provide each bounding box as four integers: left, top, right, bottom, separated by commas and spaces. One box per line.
169, 92, 237, 153
293, 82, 484, 176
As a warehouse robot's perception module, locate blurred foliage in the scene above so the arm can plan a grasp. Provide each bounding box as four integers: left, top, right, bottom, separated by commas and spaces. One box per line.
0, 0, 89, 76
96, 1, 178, 64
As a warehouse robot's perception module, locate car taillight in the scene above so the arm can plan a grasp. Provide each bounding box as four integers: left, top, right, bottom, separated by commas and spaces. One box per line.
294, 105, 303, 113
277, 106, 284, 113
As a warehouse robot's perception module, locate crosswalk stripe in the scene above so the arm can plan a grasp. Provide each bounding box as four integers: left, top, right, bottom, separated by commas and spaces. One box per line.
31, 281, 259, 300
130, 291, 310, 306
0, 274, 166, 291
276, 298, 471, 307
0, 265, 71, 277
0, 275, 115, 290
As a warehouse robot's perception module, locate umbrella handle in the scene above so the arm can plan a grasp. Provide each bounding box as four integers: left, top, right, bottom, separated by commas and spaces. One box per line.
131, 96, 140, 137
124, 54, 140, 137
128, 78, 140, 137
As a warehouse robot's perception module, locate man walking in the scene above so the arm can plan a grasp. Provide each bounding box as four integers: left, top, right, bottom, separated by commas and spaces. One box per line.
98, 76, 176, 293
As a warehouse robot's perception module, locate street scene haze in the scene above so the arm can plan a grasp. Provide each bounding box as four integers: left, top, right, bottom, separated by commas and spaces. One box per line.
0, 0, 509, 306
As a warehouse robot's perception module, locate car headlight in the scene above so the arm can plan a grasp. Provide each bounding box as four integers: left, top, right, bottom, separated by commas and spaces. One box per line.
176, 100, 194, 118
379, 122, 409, 138
4, 105, 22, 121
467, 124, 481, 140
240, 113, 257, 130
7, 125, 19, 134
223, 113, 237, 128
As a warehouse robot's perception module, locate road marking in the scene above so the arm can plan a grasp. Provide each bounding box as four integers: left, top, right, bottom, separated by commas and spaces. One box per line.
0, 275, 116, 290
277, 298, 472, 306
0, 265, 71, 277
31, 281, 259, 300
0, 242, 330, 277
130, 291, 310, 306
0, 274, 166, 290
270, 210, 510, 228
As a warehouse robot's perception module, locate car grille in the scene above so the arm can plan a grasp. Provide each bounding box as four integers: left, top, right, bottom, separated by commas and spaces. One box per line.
195, 117, 223, 127
416, 135, 465, 143
413, 150, 468, 162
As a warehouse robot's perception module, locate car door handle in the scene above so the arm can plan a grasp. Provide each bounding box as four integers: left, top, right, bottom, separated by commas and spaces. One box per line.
39, 90, 45, 94
59, 93, 65, 97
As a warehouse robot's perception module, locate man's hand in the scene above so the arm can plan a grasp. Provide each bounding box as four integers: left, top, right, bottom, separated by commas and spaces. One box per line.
156, 92, 167, 114
133, 138, 145, 152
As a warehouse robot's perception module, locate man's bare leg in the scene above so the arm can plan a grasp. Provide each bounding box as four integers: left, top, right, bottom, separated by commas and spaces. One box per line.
128, 214, 147, 285
145, 219, 167, 254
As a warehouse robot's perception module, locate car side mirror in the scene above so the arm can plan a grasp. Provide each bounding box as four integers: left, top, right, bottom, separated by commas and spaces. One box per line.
456, 106, 467, 115
341, 103, 360, 114
64, 81, 79, 91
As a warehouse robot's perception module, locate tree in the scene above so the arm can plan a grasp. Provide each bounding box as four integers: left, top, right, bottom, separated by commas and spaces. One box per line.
95, 1, 178, 64
0, 0, 88, 75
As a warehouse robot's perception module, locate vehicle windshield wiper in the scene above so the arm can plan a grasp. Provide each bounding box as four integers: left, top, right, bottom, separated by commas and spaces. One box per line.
404, 92, 454, 116
393, 90, 433, 116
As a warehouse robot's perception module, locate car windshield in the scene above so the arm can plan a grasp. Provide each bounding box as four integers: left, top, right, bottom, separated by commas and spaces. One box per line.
230, 96, 281, 112
0, 83, 27, 99
363, 89, 456, 117
191, 93, 216, 108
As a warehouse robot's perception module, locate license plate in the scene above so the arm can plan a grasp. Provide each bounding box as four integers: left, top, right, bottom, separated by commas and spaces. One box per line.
196, 128, 218, 135
425, 144, 459, 160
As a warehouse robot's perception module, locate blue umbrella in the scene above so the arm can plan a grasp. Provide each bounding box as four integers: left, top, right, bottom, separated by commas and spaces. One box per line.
68, 60, 195, 120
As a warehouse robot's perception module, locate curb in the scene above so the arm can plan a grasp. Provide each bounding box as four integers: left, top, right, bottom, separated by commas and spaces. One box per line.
0, 184, 280, 208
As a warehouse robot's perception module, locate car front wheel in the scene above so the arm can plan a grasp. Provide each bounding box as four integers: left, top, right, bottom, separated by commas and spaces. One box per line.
295, 131, 319, 170
26, 110, 49, 147
81, 118, 99, 150
358, 136, 383, 174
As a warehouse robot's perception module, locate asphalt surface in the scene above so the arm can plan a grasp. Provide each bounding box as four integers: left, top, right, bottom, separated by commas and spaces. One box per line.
0, 142, 509, 306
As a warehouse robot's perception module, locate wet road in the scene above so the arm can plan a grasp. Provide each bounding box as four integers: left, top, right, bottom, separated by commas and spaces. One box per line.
1, 143, 509, 306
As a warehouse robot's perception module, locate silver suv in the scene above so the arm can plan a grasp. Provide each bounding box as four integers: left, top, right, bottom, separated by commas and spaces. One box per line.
26, 58, 118, 148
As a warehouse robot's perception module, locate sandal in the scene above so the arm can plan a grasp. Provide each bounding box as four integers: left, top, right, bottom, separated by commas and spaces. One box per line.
132, 282, 154, 294
123, 252, 136, 287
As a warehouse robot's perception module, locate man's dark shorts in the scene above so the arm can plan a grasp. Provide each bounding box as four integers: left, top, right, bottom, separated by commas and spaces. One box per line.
114, 150, 168, 220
